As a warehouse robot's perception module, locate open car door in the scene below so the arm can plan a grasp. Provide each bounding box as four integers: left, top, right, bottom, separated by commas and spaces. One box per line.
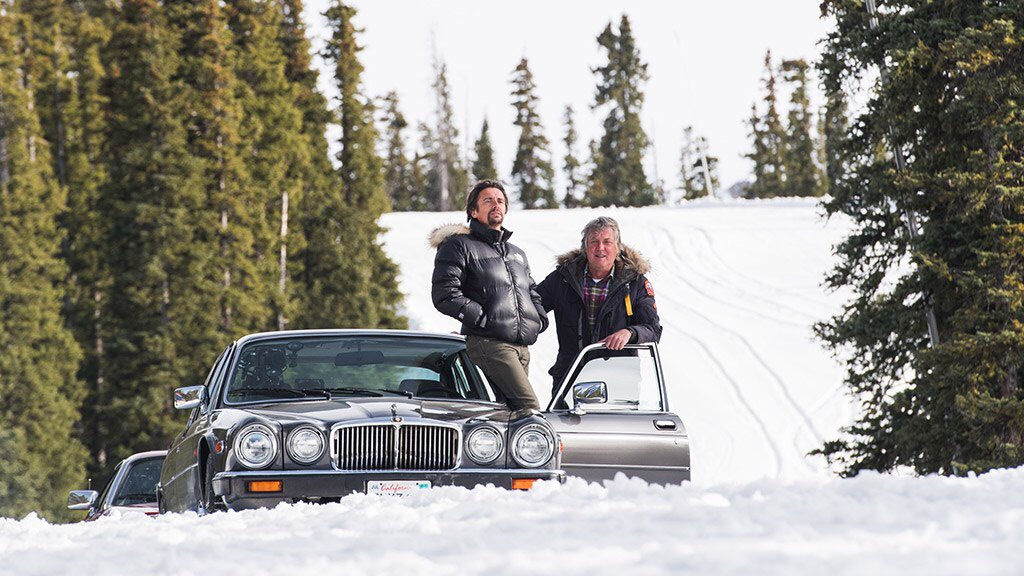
544, 342, 690, 484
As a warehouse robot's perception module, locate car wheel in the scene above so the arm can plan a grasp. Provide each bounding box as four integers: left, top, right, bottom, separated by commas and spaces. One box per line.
200, 452, 225, 514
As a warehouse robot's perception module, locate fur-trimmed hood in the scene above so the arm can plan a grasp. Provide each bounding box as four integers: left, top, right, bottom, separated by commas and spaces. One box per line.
428, 223, 470, 248
553, 244, 651, 276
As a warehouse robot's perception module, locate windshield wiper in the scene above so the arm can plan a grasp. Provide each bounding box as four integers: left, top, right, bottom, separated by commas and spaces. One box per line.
228, 387, 309, 398
320, 387, 414, 399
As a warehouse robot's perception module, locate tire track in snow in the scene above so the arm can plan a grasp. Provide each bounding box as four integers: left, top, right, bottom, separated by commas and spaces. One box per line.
668, 324, 782, 479
650, 232, 825, 472
646, 224, 820, 327
676, 221, 835, 311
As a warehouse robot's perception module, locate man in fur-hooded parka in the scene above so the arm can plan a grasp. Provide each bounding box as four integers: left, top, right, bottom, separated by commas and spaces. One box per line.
430, 180, 547, 411
537, 216, 662, 394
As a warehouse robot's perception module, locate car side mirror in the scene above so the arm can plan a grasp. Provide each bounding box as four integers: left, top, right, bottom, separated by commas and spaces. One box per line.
569, 381, 607, 415
67, 489, 98, 511
174, 385, 205, 410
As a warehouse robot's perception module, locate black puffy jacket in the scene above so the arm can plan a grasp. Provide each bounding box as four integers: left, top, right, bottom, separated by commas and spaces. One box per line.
430, 219, 548, 345
536, 244, 662, 389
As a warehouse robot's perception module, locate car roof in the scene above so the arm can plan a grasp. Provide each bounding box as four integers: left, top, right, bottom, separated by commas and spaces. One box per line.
121, 450, 168, 464
234, 329, 466, 347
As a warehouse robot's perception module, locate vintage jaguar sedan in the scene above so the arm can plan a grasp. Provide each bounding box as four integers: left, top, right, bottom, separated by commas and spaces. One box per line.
158, 330, 688, 513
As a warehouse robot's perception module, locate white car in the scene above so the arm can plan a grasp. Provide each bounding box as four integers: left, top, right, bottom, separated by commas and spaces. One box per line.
68, 450, 166, 521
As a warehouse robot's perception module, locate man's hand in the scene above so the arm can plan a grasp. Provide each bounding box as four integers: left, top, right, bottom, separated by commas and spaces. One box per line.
600, 329, 633, 350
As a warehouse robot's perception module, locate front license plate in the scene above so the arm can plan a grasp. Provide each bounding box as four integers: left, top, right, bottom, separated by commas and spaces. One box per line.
366, 480, 432, 497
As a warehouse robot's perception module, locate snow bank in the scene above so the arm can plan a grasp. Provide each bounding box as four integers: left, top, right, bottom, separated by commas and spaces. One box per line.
3, 469, 1023, 575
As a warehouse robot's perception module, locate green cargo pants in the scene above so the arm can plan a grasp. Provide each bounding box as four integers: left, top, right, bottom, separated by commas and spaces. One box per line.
465, 335, 540, 411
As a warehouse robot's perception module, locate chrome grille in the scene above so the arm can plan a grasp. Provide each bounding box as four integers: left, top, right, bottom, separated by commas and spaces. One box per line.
332, 423, 460, 471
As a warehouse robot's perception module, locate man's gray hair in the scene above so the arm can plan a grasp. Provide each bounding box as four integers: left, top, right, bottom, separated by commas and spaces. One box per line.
580, 216, 622, 252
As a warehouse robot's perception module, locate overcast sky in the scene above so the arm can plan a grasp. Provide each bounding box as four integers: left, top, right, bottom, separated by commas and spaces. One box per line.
302, 0, 833, 199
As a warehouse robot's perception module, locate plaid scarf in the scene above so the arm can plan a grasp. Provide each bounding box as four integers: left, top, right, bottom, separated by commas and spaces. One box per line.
583, 271, 612, 338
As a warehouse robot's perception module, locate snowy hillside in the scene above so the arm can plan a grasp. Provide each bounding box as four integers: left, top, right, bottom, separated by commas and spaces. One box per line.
381, 199, 854, 485
7, 201, 1023, 575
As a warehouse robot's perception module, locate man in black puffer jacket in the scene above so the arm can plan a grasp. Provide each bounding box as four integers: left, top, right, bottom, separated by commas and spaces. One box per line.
537, 216, 662, 396
431, 180, 548, 412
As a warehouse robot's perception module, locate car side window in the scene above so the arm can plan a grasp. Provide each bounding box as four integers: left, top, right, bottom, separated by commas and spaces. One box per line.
557, 347, 663, 412
188, 347, 231, 425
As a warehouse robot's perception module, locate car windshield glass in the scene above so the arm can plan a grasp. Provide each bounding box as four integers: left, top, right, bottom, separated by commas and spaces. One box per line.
112, 457, 163, 506
224, 336, 488, 404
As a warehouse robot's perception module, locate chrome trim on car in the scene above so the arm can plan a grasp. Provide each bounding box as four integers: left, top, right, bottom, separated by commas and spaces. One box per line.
233, 423, 279, 469
214, 468, 563, 479
331, 420, 462, 471
286, 426, 326, 465
510, 423, 555, 468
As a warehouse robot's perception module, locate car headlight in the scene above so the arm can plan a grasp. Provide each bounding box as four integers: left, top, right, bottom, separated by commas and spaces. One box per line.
510, 424, 554, 468
234, 424, 278, 469
466, 426, 503, 464
287, 426, 325, 464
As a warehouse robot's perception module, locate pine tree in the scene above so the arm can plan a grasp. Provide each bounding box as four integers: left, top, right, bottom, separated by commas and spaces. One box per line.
16, 0, 112, 481
680, 128, 719, 201
678, 127, 702, 201
817, 0, 1024, 475
98, 0, 205, 468
0, 5, 86, 520
509, 58, 555, 209
308, 0, 405, 329
277, 0, 330, 330
587, 15, 655, 207
561, 105, 583, 208
745, 50, 786, 199
380, 90, 416, 211
425, 60, 466, 211
471, 117, 496, 181
227, 0, 303, 334
820, 86, 850, 198
781, 58, 822, 197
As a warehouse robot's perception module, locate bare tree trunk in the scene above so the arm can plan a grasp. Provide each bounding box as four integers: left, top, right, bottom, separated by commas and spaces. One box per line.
277, 189, 288, 330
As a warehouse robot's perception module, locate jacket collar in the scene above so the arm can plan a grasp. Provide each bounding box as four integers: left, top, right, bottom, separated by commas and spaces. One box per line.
469, 218, 512, 244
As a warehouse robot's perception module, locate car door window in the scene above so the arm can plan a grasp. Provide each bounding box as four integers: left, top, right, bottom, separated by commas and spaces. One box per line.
557, 346, 663, 412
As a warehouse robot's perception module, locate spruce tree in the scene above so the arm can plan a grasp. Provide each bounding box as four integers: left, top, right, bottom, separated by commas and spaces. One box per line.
561, 105, 583, 208
781, 58, 822, 197
0, 5, 86, 521
380, 90, 416, 211
678, 127, 702, 201
471, 117, 497, 181
817, 0, 1024, 475
425, 61, 466, 211
98, 0, 205, 468
17, 0, 112, 481
309, 0, 404, 329
680, 128, 719, 201
509, 58, 555, 209
227, 0, 302, 334
587, 15, 655, 207
277, 0, 331, 330
745, 50, 786, 199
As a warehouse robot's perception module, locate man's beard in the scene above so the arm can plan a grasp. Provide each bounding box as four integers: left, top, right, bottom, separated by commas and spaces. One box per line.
487, 210, 504, 227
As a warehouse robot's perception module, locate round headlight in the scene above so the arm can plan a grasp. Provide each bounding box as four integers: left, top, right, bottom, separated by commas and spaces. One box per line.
287, 426, 325, 464
511, 424, 554, 468
466, 426, 504, 464
234, 424, 278, 469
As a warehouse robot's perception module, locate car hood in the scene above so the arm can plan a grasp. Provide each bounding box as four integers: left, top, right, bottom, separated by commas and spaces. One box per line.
239, 398, 511, 426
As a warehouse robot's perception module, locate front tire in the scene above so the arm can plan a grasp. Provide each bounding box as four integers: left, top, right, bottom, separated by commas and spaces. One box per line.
200, 452, 225, 514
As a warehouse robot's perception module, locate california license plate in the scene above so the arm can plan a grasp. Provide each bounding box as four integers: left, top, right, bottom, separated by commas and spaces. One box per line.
366, 480, 431, 496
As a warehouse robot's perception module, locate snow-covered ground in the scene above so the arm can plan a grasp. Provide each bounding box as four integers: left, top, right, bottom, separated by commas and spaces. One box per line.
6, 200, 1023, 574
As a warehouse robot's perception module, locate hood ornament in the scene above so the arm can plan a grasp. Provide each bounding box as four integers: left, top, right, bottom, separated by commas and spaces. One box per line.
391, 403, 402, 423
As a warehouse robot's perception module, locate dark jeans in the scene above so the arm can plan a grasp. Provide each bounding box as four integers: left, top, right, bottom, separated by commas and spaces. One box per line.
465, 335, 540, 411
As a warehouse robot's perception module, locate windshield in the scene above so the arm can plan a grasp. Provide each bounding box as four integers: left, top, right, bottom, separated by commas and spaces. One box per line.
112, 457, 163, 506
224, 336, 489, 404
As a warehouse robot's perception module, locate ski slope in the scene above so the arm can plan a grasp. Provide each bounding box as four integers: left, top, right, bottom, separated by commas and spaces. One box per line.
380, 199, 854, 484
